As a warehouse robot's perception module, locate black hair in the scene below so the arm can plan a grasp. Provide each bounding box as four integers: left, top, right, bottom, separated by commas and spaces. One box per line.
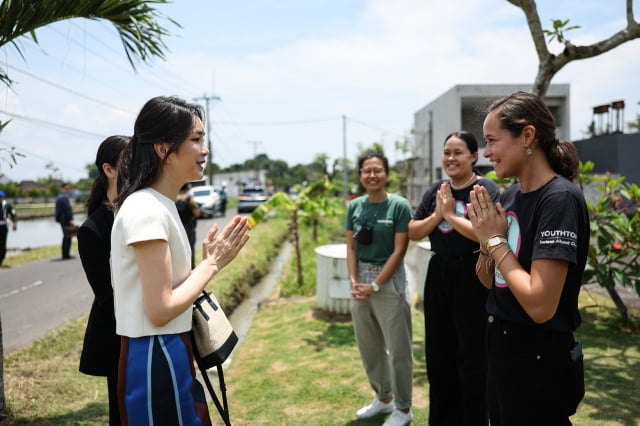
115, 96, 205, 206
86, 135, 129, 215
357, 151, 389, 172
487, 91, 579, 180
444, 130, 479, 166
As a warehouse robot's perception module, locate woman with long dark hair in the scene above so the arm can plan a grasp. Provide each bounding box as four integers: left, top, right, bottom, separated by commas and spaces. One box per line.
469, 91, 589, 425
78, 135, 129, 425
111, 96, 250, 425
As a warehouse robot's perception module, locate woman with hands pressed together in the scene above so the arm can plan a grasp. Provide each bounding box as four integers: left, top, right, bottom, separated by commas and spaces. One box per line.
409, 131, 498, 425
111, 96, 250, 425
344, 152, 414, 426
468, 91, 589, 426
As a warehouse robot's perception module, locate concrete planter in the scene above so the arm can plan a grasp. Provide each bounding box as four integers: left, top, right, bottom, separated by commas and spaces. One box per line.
315, 241, 433, 313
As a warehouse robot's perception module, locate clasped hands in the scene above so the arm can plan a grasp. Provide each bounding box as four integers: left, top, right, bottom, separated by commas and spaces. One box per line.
202, 216, 251, 270
351, 282, 374, 301
468, 185, 507, 248
434, 182, 455, 221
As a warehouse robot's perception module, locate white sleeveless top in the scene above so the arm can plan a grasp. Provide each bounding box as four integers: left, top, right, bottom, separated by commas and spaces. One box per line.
111, 188, 192, 337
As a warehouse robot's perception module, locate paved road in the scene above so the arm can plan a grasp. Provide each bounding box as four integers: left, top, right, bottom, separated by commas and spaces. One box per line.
0, 209, 242, 356
0, 256, 91, 354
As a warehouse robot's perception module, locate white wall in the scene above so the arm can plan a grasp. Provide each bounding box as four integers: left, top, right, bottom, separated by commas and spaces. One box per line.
411, 84, 570, 207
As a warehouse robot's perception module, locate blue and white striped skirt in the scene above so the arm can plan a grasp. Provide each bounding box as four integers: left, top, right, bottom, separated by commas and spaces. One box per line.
118, 332, 211, 426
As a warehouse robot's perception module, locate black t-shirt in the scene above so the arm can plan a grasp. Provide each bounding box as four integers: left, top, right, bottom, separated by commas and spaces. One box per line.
487, 176, 590, 332
413, 177, 500, 257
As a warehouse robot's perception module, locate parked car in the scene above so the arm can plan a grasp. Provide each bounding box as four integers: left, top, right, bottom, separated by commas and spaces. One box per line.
189, 185, 221, 218
237, 186, 269, 213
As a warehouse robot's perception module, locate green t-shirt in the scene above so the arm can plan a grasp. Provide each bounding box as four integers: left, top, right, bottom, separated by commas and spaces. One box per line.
343, 194, 413, 265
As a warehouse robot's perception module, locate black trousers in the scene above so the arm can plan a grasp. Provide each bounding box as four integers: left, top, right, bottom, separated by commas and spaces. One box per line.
0, 225, 7, 265
60, 224, 71, 258
186, 223, 196, 269
424, 253, 489, 426
486, 316, 584, 426
107, 374, 121, 426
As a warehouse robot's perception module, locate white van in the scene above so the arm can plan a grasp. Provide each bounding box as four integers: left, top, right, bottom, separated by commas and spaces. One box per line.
189, 185, 221, 218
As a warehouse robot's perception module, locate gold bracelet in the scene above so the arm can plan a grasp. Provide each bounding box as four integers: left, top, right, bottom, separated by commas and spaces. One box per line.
485, 255, 495, 275
486, 233, 505, 240
488, 242, 507, 257
476, 252, 486, 274
474, 246, 488, 256
484, 234, 508, 253
495, 248, 511, 270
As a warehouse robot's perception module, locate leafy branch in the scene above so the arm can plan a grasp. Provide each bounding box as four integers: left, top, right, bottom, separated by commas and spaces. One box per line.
543, 18, 581, 44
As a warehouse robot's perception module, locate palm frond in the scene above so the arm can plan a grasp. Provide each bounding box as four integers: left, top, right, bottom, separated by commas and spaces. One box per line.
0, 0, 179, 85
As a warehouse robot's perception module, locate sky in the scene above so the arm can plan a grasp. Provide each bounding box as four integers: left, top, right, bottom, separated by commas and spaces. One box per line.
1, 0, 639, 183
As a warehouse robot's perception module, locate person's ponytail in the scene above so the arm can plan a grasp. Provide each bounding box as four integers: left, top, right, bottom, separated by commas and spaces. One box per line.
547, 139, 579, 181
86, 135, 129, 215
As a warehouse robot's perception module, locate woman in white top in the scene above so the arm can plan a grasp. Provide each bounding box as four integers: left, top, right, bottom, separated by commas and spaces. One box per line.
111, 96, 250, 425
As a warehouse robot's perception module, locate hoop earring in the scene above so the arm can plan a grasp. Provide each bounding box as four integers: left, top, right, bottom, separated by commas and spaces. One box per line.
526, 147, 532, 156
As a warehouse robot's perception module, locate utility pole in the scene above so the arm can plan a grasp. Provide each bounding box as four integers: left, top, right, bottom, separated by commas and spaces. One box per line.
194, 93, 220, 185
343, 114, 348, 200
248, 140, 262, 185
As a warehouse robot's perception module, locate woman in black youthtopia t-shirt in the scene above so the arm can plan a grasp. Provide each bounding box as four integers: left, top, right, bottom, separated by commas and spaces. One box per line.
409, 131, 499, 425
468, 91, 589, 426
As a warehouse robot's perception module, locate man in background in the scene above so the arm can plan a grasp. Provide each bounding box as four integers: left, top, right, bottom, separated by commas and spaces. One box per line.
55, 183, 75, 260
0, 190, 17, 267
175, 183, 200, 269
219, 184, 228, 217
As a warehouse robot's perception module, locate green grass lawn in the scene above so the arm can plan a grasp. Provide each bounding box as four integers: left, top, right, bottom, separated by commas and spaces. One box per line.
225, 297, 428, 425
4, 290, 637, 425
225, 291, 640, 426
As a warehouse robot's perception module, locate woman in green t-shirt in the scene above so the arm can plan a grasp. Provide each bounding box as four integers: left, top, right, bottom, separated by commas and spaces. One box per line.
344, 151, 414, 426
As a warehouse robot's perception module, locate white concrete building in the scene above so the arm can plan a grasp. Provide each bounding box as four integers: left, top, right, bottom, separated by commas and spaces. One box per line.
409, 84, 570, 207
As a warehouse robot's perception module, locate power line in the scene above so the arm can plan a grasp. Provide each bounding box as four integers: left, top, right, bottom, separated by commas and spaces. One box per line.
0, 109, 105, 138
347, 116, 406, 139
7, 64, 135, 114
0, 139, 87, 175
209, 103, 256, 167
212, 116, 339, 126
45, 24, 201, 96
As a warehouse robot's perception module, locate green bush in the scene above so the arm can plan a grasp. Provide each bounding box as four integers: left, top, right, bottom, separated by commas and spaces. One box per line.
279, 215, 344, 298
198, 215, 290, 313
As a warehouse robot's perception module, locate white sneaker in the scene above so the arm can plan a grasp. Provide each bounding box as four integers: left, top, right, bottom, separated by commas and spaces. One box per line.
356, 398, 395, 419
382, 408, 413, 426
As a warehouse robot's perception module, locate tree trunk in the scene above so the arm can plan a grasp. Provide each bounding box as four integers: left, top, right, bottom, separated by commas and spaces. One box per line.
0, 315, 7, 420
290, 211, 303, 287
508, 0, 640, 98
604, 283, 632, 326
312, 217, 318, 242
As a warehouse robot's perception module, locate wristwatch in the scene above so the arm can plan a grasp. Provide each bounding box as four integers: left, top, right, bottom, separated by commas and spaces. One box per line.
371, 281, 380, 292
485, 236, 508, 252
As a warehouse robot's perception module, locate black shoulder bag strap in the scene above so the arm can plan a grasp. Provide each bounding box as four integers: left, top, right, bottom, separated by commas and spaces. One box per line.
193, 341, 231, 426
